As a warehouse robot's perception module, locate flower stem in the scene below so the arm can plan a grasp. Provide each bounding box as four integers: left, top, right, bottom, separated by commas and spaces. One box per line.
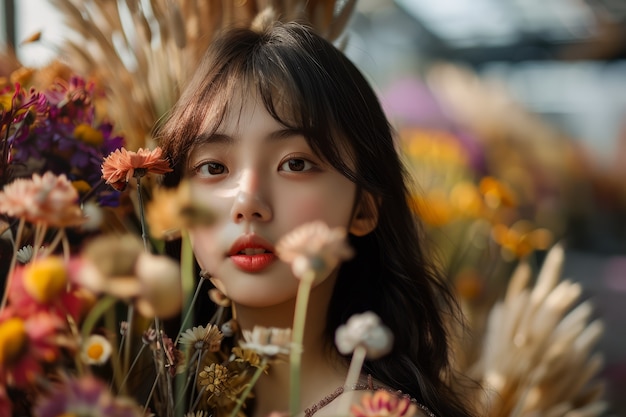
119, 343, 147, 391
134, 173, 149, 251
175, 232, 199, 344
289, 270, 315, 416
337, 345, 367, 414
230, 357, 268, 417
0, 218, 25, 311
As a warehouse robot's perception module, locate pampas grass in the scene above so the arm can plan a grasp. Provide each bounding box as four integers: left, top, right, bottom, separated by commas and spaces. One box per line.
48, 0, 357, 150
466, 245, 607, 417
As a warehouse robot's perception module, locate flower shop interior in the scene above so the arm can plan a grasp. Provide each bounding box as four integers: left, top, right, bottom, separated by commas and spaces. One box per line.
1, 0, 626, 416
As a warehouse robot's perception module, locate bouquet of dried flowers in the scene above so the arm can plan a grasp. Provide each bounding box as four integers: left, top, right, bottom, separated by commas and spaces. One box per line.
0, 73, 397, 416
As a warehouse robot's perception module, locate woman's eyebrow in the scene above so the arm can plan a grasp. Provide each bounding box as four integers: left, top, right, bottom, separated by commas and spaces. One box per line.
267, 128, 305, 141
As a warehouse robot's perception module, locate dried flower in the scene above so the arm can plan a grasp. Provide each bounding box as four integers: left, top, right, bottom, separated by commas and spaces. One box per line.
0, 317, 28, 366
7, 261, 84, 320
0, 310, 64, 387
15, 245, 36, 264
146, 180, 216, 240
241, 326, 292, 358
101, 147, 172, 190
335, 312, 393, 359
134, 252, 182, 318
80, 201, 104, 231
22, 256, 67, 304
276, 220, 353, 279
199, 363, 234, 400
81, 334, 112, 365
220, 319, 239, 338
231, 347, 263, 368
0, 172, 84, 227
350, 390, 417, 417
179, 325, 224, 353
33, 375, 143, 417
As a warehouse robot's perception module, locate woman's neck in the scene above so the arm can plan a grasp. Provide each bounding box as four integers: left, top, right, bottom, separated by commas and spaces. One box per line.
232, 275, 348, 417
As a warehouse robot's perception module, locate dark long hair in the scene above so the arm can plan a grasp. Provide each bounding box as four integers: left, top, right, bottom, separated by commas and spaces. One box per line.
156, 21, 476, 417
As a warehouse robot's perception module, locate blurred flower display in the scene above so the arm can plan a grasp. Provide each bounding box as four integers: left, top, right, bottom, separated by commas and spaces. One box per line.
0, 1, 611, 416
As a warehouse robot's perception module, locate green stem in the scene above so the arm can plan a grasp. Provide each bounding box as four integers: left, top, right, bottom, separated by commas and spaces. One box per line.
81, 295, 117, 340
230, 357, 268, 417
289, 270, 315, 416
175, 232, 198, 343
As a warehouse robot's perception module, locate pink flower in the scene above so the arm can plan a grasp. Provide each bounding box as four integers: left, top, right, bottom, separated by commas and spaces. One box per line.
351, 390, 417, 417
7, 258, 85, 321
0, 172, 84, 227
0, 309, 66, 388
275, 221, 354, 279
101, 147, 172, 190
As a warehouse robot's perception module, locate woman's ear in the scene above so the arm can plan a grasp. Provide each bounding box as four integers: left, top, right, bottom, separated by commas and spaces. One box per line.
349, 192, 380, 237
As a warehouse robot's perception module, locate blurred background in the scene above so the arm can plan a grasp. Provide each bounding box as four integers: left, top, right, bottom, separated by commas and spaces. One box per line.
1, 0, 625, 414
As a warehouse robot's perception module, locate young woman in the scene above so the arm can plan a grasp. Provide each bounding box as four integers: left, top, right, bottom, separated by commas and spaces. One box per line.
157, 19, 477, 417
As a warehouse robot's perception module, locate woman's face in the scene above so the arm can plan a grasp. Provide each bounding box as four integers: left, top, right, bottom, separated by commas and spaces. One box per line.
186, 93, 357, 308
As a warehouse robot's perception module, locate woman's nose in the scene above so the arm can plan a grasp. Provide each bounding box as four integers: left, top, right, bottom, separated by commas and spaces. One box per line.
230, 170, 272, 222
230, 191, 272, 222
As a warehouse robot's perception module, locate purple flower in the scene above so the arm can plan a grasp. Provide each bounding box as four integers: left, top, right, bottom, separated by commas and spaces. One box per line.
34, 375, 143, 417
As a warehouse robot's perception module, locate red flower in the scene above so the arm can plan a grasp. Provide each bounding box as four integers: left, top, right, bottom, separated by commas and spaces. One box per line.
101, 147, 172, 190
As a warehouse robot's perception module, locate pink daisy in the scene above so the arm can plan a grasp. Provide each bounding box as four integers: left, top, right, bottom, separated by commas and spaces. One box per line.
101, 147, 172, 190
275, 220, 354, 279
0, 172, 84, 227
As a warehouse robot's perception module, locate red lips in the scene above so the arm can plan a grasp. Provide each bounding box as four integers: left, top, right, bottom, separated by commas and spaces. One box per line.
228, 234, 276, 273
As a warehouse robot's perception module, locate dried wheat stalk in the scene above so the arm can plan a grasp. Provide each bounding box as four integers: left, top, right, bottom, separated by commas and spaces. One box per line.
47, 0, 356, 150
467, 245, 607, 417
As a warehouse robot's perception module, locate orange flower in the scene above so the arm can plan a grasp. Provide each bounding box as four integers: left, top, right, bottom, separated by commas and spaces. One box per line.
101, 147, 172, 190
0, 172, 84, 227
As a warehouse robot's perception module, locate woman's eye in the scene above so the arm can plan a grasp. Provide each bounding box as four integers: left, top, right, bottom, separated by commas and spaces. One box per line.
194, 161, 227, 176
280, 158, 314, 172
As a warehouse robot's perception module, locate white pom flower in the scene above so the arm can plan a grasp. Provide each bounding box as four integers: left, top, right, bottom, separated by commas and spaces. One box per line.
335, 311, 393, 359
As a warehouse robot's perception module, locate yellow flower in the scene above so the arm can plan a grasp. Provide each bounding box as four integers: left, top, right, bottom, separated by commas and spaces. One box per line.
0, 317, 28, 365
146, 181, 216, 241
71, 179, 92, 195
449, 181, 484, 219
74, 123, 104, 146
410, 190, 454, 227
23, 257, 68, 303
491, 220, 554, 260
81, 334, 112, 365
231, 347, 263, 368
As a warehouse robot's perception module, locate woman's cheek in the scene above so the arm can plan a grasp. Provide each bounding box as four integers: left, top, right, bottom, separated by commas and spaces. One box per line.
189, 227, 218, 272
